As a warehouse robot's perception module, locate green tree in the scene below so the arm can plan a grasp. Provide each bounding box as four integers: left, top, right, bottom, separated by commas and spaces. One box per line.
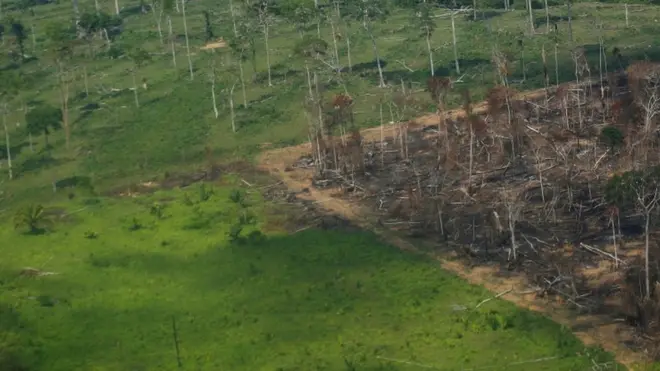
203, 10, 214, 42
25, 104, 62, 147
8, 18, 27, 61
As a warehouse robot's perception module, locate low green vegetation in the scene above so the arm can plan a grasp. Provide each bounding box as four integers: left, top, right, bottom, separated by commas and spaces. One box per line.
0, 180, 618, 370
1, 0, 659, 368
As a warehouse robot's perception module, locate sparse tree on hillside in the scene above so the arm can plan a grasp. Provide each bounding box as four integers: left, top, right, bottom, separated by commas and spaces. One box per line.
151, 0, 173, 45
246, 0, 275, 86
181, 0, 194, 80
294, 36, 328, 100
235, 10, 259, 81
415, 0, 436, 76
333, 0, 353, 72
228, 35, 249, 107
26, 104, 62, 147
348, 0, 389, 87
45, 22, 76, 149
128, 48, 152, 108
286, 2, 314, 38
0, 73, 21, 180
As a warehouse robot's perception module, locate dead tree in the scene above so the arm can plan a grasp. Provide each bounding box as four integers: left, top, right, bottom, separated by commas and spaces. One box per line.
637, 182, 660, 300
501, 188, 524, 261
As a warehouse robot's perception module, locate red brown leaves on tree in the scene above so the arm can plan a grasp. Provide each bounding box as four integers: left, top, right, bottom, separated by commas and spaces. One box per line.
427, 76, 452, 105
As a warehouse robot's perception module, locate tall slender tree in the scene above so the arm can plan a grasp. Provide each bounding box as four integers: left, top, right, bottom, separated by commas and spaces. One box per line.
180, 0, 193, 79
415, 0, 436, 76
128, 48, 152, 108
246, 0, 275, 86
228, 35, 250, 107
348, 0, 389, 87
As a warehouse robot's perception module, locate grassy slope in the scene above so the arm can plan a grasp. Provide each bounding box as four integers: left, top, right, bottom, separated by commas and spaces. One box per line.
2, 1, 660, 201
1, 1, 659, 369
0, 181, 617, 370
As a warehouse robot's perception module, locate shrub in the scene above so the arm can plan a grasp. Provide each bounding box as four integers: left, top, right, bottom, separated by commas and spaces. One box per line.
600, 126, 624, 151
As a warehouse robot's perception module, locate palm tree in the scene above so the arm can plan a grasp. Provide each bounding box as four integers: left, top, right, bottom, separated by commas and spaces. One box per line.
14, 204, 52, 234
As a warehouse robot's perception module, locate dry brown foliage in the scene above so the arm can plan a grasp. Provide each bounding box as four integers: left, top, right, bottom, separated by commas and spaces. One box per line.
427, 76, 452, 104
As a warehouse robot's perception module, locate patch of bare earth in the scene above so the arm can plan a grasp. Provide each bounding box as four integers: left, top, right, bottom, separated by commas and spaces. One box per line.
257, 76, 658, 370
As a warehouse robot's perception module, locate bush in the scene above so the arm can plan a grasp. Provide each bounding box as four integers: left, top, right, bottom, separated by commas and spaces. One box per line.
600, 126, 624, 151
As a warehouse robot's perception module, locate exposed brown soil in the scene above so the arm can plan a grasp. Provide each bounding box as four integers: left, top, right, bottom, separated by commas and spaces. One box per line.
200, 38, 227, 50
256, 78, 654, 369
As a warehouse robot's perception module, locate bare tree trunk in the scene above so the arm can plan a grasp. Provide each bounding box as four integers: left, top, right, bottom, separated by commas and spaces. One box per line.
81, 66, 89, 98
379, 102, 384, 167
229, 83, 236, 132
625, 3, 629, 28
345, 31, 353, 72
31, 24, 36, 53
425, 27, 434, 76
509, 212, 517, 260
527, 0, 534, 35
366, 22, 385, 87
153, 6, 164, 45
544, 0, 550, 32
132, 69, 140, 108
2, 108, 11, 180
264, 23, 272, 87
94, 0, 99, 13
330, 19, 340, 71
229, 0, 238, 37
168, 16, 177, 67
305, 63, 313, 99
211, 65, 219, 118
181, 0, 194, 80
554, 43, 559, 87
451, 11, 460, 74
645, 212, 651, 299
473, 0, 477, 20
468, 126, 474, 187
238, 60, 247, 107
611, 216, 618, 269
59, 64, 70, 149
567, 1, 573, 43
115, 0, 120, 15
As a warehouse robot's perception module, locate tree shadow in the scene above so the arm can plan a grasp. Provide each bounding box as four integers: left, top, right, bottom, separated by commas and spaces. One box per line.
119, 4, 148, 18
534, 15, 572, 28
351, 59, 389, 74
16, 151, 63, 176
464, 10, 505, 22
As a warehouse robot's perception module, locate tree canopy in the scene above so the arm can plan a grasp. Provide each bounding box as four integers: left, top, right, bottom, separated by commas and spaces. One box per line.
25, 104, 62, 144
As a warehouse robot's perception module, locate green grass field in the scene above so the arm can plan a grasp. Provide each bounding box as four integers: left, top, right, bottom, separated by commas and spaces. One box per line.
0, 180, 620, 370
2, 0, 660, 369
